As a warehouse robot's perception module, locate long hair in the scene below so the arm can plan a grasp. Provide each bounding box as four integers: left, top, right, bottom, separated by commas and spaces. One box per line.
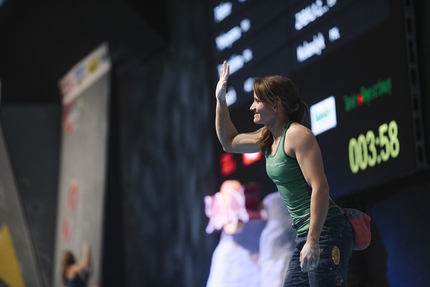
253, 76, 310, 154
61, 251, 76, 285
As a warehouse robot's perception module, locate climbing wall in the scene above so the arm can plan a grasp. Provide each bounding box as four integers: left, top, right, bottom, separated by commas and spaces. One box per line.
52, 43, 111, 287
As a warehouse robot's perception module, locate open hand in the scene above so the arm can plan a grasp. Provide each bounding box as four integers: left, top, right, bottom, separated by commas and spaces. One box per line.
215, 61, 230, 101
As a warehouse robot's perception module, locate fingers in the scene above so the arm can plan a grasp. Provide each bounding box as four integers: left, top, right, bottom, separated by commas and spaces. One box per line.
300, 242, 321, 272
299, 252, 306, 270
300, 255, 319, 272
215, 62, 230, 101
219, 61, 230, 81
300, 255, 311, 272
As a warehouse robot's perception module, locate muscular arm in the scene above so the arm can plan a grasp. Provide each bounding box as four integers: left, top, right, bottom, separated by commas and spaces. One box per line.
215, 62, 261, 153
286, 124, 329, 271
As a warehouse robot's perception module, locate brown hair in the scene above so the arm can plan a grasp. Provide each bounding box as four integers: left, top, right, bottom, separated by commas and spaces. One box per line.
61, 251, 76, 285
253, 76, 310, 154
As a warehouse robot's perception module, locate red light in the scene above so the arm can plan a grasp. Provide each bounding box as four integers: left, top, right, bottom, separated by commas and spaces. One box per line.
220, 153, 236, 176
242, 152, 262, 166
357, 93, 363, 106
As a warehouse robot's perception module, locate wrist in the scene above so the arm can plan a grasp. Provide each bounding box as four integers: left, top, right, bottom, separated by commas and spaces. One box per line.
306, 236, 319, 245
216, 97, 227, 104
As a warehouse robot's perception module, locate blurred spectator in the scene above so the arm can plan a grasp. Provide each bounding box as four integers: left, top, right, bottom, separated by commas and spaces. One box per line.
259, 192, 295, 287
205, 180, 265, 287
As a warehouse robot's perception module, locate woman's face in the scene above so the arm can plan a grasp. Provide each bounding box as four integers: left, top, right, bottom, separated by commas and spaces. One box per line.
250, 92, 275, 125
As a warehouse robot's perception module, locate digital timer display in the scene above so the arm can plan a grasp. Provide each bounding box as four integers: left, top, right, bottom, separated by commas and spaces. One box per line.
348, 121, 400, 174
210, 0, 426, 198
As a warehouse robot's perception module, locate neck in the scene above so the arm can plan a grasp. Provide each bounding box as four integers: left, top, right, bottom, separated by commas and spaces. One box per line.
268, 118, 289, 140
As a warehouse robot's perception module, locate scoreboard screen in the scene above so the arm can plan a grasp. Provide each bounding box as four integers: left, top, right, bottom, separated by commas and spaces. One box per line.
210, 0, 426, 198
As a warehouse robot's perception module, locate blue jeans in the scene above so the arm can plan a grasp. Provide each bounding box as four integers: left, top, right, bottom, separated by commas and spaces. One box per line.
283, 215, 354, 287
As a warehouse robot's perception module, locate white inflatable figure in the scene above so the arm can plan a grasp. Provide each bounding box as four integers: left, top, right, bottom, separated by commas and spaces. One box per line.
205, 180, 265, 287
259, 192, 296, 287
204, 180, 249, 234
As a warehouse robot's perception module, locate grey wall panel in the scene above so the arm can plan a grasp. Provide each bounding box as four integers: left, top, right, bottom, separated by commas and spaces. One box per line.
0, 121, 43, 286
0, 105, 61, 287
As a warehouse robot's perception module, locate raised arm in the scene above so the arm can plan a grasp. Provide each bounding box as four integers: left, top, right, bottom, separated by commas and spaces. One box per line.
67, 242, 90, 279
78, 242, 90, 271
215, 62, 261, 153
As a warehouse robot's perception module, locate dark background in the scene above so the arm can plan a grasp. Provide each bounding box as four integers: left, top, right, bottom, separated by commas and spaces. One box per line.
0, 0, 430, 286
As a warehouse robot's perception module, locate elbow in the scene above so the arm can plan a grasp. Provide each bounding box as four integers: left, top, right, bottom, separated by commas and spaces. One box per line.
220, 143, 234, 153
323, 184, 329, 195
222, 146, 233, 153
319, 179, 329, 194
322, 185, 330, 200
312, 183, 329, 198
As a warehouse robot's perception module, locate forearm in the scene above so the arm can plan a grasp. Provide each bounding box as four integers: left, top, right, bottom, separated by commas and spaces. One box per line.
79, 243, 90, 270
307, 187, 329, 243
215, 98, 238, 150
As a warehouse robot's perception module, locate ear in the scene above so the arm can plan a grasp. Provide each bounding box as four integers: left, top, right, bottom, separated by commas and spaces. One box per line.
273, 101, 281, 112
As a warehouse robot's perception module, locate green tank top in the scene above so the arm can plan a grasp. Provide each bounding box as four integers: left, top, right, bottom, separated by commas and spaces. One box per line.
265, 122, 343, 237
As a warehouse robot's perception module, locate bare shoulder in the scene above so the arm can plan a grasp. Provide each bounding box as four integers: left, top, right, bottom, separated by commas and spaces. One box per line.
286, 122, 314, 140
285, 122, 318, 154
66, 264, 80, 279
